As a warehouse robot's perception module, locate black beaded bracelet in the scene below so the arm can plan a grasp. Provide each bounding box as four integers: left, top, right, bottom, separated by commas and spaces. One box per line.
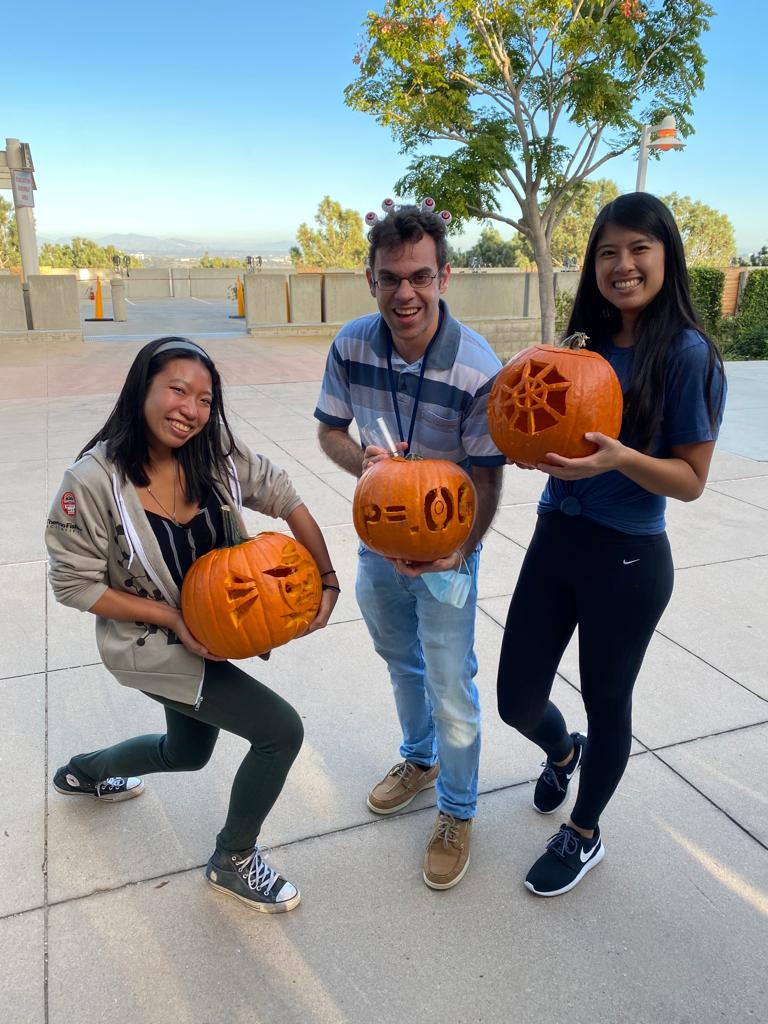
319, 569, 337, 578
322, 583, 341, 593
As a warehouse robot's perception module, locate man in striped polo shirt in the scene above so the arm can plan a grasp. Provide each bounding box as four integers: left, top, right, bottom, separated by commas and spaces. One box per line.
314, 203, 505, 890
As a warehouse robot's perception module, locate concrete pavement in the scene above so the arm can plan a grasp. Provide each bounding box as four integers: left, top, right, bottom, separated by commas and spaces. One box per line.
1, 334, 766, 1024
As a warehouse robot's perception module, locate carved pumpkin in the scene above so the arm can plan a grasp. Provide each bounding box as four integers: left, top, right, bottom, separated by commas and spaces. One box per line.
180, 506, 321, 659
352, 456, 476, 562
487, 334, 623, 463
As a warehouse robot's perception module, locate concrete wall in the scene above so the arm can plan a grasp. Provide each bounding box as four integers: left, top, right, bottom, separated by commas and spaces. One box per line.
0, 275, 28, 331
27, 274, 80, 330
244, 274, 289, 326
322, 272, 377, 322
289, 273, 322, 324
188, 268, 241, 299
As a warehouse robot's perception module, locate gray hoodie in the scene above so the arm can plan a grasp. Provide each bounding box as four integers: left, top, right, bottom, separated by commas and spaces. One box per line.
46, 441, 303, 706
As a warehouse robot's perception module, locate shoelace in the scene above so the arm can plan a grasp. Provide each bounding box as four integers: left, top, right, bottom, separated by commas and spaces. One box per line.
234, 846, 279, 895
434, 814, 460, 848
546, 826, 580, 857
95, 777, 126, 795
539, 761, 567, 793
390, 761, 416, 780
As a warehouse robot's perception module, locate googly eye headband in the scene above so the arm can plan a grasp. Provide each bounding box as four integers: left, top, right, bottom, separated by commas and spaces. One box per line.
364, 197, 452, 227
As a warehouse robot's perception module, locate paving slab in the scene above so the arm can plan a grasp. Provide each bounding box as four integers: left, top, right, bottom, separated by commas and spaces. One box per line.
665, 487, 768, 568
0, 674, 46, 917
0, 909, 44, 1024
0, 562, 46, 679
46, 755, 768, 1024
658, 724, 768, 846
706, 449, 768, 482
708, 474, 768, 510
0, 503, 46, 565
661, 556, 768, 700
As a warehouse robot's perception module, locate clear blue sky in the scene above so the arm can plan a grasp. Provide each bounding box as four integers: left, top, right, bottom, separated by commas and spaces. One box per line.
4, 0, 766, 253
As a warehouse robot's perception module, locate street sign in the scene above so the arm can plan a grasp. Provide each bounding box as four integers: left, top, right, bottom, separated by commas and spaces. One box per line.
11, 169, 35, 207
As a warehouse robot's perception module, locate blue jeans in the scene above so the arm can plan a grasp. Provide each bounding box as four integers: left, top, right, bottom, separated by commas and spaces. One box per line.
355, 544, 481, 819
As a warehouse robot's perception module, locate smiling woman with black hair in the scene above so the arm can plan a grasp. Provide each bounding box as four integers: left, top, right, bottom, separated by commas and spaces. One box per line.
46, 336, 339, 913
496, 193, 726, 897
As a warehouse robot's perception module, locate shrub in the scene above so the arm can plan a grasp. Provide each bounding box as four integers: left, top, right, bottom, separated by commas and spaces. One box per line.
688, 266, 725, 335
719, 269, 768, 360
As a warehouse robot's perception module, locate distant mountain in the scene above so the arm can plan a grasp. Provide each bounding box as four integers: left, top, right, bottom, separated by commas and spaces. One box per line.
37, 232, 294, 258
96, 234, 295, 257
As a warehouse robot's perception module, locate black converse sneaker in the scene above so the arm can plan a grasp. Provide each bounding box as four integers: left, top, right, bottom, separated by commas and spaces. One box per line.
525, 824, 604, 896
53, 764, 144, 802
533, 732, 586, 814
205, 844, 300, 913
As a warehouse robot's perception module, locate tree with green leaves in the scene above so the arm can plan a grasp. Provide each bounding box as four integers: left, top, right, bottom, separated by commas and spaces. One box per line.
290, 196, 369, 269
346, 0, 713, 340
0, 196, 21, 270
40, 237, 140, 269
661, 193, 735, 266
199, 252, 247, 268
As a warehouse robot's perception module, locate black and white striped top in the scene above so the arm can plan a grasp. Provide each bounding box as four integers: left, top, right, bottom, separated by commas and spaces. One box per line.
145, 489, 224, 589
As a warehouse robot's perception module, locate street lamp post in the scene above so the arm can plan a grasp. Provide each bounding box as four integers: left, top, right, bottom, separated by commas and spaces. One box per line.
636, 115, 685, 192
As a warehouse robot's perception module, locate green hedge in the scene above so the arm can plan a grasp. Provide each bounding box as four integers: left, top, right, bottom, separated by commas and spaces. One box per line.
689, 267, 724, 335
719, 269, 768, 360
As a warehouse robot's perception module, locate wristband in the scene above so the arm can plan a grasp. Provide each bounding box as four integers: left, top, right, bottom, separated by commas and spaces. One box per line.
322, 583, 341, 593
319, 569, 337, 577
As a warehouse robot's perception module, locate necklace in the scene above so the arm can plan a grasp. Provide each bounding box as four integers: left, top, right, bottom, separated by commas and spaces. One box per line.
147, 461, 181, 526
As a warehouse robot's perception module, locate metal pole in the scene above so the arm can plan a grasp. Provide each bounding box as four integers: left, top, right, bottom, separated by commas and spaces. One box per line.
5, 138, 39, 281
635, 125, 650, 192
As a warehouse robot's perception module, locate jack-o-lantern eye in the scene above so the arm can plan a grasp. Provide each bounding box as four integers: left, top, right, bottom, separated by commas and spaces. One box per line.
180, 514, 322, 660
352, 457, 476, 561
488, 343, 623, 463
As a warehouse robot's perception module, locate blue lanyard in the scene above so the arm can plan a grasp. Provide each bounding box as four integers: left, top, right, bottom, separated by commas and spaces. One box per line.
386, 316, 442, 453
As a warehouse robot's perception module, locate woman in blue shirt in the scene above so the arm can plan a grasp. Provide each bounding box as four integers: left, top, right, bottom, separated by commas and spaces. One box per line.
496, 193, 726, 897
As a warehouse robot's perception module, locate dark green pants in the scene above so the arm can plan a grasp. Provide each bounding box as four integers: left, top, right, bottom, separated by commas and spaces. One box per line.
70, 660, 304, 853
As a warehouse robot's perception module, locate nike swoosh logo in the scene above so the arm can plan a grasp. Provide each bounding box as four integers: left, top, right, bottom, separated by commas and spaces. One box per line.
623, 559, 640, 565
580, 842, 600, 864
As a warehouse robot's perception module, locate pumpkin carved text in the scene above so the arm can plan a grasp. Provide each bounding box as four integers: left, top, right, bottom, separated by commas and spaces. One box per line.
352, 457, 476, 561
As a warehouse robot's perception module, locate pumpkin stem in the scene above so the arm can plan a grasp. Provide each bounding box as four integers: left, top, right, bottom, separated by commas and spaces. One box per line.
560, 331, 589, 350
404, 453, 425, 461
220, 505, 246, 548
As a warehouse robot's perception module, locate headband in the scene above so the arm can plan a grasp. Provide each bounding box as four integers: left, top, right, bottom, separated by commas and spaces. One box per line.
153, 339, 212, 361
365, 197, 452, 227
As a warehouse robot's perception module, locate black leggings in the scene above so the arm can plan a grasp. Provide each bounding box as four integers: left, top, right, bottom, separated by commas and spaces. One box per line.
70, 660, 304, 853
497, 512, 674, 830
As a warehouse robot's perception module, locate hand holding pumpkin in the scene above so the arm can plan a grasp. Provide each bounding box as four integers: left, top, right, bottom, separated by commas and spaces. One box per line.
168, 609, 227, 662
389, 550, 462, 577
537, 432, 628, 480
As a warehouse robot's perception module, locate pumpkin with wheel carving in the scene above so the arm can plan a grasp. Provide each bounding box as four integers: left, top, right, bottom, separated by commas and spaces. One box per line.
181, 507, 321, 659
487, 335, 623, 463
352, 456, 476, 562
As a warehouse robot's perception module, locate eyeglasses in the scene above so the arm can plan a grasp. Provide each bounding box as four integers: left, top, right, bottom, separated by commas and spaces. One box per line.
372, 270, 439, 292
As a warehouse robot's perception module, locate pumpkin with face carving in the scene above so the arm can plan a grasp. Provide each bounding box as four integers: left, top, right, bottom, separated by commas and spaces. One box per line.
352, 456, 476, 562
181, 507, 321, 659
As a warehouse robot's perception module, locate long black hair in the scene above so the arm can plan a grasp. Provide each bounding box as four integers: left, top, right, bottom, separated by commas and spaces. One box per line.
566, 192, 725, 452
78, 336, 243, 501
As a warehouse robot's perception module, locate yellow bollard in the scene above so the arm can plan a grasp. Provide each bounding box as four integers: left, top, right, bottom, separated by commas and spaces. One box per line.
236, 276, 245, 317
94, 278, 104, 319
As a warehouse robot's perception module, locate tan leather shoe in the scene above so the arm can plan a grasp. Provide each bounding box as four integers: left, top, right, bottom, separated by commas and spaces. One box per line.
366, 760, 439, 815
423, 812, 472, 890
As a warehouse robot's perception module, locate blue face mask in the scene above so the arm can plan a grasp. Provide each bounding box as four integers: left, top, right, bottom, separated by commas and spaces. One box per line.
422, 556, 472, 609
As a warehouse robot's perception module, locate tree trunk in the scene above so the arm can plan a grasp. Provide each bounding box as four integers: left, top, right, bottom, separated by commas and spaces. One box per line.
531, 232, 556, 344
